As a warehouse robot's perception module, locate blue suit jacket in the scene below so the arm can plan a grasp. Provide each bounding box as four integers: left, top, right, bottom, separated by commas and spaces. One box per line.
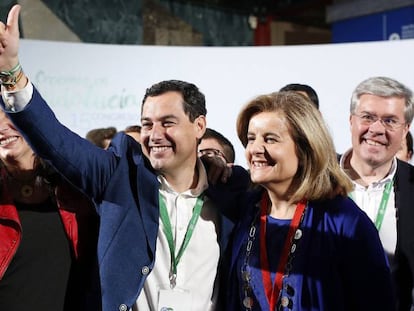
224, 189, 395, 311
2, 87, 249, 311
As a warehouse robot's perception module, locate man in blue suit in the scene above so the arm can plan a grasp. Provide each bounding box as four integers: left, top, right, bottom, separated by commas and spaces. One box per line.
0, 6, 249, 311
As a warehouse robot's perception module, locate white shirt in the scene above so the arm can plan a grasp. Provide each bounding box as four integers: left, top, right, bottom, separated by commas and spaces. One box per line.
340, 149, 397, 255
1, 80, 33, 111
134, 160, 220, 311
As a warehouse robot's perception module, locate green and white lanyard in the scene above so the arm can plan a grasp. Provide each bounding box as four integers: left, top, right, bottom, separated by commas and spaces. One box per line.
349, 180, 393, 231
158, 193, 204, 288
374, 180, 393, 231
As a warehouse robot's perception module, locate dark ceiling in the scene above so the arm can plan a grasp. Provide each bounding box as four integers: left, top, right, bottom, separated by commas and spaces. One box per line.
170, 0, 333, 29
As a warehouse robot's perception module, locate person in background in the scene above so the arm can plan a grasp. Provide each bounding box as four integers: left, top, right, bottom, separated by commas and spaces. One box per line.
279, 83, 319, 109
85, 126, 117, 149
124, 125, 141, 143
279, 83, 344, 160
198, 127, 235, 164
224, 92, 393, 310
0, 6, 249, 311
396, 131, 413, 163
339, 76, 414, 310
0, 111, 100, 311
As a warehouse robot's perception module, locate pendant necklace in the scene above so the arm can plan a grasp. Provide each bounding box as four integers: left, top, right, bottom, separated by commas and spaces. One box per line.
241, 192, 307, 311
5, 168, 37, 198
20, 184, 34, 197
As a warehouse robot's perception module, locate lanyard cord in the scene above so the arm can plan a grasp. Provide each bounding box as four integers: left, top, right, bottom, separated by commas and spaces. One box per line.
159, 193, 204, 288
259, 192, 306, 311
375, 180, 393, 231
349, 180, 393, 231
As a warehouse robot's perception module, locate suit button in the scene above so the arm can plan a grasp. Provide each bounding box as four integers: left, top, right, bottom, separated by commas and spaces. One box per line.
119, 304, 128, 311
141, 266, 150, 275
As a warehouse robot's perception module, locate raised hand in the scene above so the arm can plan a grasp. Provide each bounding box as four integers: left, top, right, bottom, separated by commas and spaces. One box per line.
0, 5, 21, 71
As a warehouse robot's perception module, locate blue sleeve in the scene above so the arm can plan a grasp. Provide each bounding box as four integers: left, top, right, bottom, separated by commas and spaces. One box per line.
339, 200, 395, 310
206, 165, 250, 221
1, 85, 119, 200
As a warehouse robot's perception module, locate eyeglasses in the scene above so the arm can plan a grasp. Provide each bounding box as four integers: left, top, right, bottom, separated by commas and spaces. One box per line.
353, 113, 406, 131
198, 148, 228, 162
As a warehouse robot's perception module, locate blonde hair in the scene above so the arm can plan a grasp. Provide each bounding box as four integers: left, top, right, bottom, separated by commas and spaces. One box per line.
237, 92, 353, 202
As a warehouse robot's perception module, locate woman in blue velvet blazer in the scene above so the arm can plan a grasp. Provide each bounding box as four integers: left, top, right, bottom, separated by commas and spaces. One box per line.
223, 92, 394, 311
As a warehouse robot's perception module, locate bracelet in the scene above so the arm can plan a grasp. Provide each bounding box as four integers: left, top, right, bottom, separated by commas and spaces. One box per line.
0, 63, 22, 84
3, 70, 24, 91
0, 63, 24, 90
0, 63, 21, 78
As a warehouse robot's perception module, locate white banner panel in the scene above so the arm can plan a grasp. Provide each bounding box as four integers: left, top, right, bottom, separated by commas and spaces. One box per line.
20, 39, 414, 166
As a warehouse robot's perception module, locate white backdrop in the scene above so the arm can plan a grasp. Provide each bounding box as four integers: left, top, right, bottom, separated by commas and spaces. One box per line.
20, 39, 414, 167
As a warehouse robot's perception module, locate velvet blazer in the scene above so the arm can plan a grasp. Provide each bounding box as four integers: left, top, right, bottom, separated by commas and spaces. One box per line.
223, 189, 395, 311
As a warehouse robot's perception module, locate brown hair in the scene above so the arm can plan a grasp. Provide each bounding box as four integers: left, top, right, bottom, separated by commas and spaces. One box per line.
237, 92, 353, 202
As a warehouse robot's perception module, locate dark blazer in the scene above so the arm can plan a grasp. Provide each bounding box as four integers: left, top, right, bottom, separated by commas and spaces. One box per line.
394, 159, 414, 310
1, 86, 249, 311
339, 153, 414, 310
224, 189, 394, 311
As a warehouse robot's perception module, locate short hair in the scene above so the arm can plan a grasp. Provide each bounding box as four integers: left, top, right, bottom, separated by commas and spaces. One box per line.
142, 80, 207, 122
124, 125, 141, 134
86, 127, 117, 149
201, 128, 235, 163
280, 83, 319, 109
350, 77, 414, 124
237, 92, 353, 202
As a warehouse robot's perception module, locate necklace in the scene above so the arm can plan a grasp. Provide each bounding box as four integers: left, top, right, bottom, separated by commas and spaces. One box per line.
241, 192, 307, 311
4, 169, 38, 199
11, 177, 37, 198
1, 166, 53, 204
20, 184, 34, 197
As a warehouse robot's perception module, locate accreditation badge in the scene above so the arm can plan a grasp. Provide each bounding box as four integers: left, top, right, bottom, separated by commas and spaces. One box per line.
158, 288, 192, 311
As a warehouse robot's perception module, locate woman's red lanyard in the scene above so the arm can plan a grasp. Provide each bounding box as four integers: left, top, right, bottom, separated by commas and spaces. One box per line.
259, 193, 306, 310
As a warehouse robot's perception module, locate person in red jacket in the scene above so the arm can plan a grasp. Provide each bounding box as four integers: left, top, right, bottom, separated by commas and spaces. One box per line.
0, 110, 100, 311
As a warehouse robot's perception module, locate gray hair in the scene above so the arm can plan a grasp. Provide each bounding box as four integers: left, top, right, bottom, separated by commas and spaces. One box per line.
350, 77, 414, 124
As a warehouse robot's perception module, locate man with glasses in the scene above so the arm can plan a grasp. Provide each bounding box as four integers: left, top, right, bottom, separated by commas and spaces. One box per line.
340, 76, 414, 310
198, 128, 236, 164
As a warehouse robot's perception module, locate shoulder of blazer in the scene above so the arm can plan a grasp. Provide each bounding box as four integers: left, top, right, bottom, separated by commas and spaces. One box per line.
109, 132, 155, 171
395, 159, 414, 191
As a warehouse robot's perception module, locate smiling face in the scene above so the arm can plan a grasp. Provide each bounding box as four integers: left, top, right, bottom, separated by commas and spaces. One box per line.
140, 91, 206, 178
245, 111, 298, 193
350, 94, 409, 169
0, 111, 33, 165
